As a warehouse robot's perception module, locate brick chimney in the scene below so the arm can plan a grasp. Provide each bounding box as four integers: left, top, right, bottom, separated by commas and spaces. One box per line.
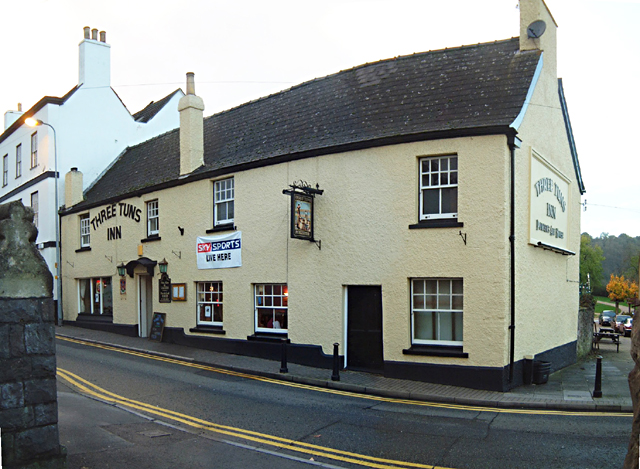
178, 73, 205, 175
519, 0, 558, 78
79, 26, 110, 88
65, 167, 84, 207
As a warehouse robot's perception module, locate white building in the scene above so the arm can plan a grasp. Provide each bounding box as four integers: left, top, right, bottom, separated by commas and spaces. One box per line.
0, 27, 184, 312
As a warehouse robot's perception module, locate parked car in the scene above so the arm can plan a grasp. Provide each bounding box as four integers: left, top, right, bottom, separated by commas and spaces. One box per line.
613, 315, 631, 334
599, 310, 616, 326
623, 317, 634, 337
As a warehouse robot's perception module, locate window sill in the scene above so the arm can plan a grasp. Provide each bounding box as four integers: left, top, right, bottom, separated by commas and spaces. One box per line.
141, 235, 161, 243
247, 333, 289, 343
403, 345, 468, 358
75, 246, 92, 253
206, 223, 236, 234
189, 326, 226, 335
409, 219, 463, 229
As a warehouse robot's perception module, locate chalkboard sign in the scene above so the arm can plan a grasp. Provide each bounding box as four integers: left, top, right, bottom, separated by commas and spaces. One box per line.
149, 312, 166, 342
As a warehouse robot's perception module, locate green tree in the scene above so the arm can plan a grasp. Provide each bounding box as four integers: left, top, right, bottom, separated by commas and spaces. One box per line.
580, 234, 605, 291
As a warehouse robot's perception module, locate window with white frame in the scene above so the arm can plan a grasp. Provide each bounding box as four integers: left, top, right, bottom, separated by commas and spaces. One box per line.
411, 278, 463, 345
80, 214, 90, 247
30, 132, 38, 168
419, 155, 458, 220
15, 144, 21, 178
214, 177, 234, 226
255, 284, 288, 332
78, 277, 113, 315
30, 191, 38, 228
196, 281, 223, 325
146, 199, 159, 236
2, 154, 7, 186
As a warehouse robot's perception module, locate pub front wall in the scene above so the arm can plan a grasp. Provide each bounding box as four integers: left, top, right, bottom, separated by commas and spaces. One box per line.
62, 134, 517, 370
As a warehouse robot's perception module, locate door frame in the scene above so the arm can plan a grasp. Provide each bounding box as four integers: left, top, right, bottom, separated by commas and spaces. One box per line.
137, 274, 153, 337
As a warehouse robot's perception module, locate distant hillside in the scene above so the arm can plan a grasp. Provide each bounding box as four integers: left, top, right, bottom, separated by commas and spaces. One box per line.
585, 233, 640, 294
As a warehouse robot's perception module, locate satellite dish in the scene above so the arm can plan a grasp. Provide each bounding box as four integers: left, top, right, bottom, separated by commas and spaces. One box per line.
527, 20, 547, 39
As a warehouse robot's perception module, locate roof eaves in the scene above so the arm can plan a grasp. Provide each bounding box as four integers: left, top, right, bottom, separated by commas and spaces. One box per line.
0, 85, 79, 145
558, 78, 585, 195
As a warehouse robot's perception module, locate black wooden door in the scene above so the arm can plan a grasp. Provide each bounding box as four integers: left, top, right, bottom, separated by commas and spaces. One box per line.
347, 286, 383, 372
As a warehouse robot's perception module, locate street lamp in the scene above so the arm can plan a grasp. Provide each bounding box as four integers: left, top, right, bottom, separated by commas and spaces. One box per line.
25, 118, 62, 327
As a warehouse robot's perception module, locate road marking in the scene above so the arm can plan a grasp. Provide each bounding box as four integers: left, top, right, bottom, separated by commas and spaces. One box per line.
56, 335, 632, 417
57, 367, 452, 469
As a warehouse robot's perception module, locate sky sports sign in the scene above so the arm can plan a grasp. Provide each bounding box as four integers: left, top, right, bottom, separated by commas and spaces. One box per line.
197, 232, 242, 269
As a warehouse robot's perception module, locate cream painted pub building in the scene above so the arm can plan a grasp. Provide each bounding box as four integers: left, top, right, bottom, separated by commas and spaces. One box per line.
60, 0, 585, 391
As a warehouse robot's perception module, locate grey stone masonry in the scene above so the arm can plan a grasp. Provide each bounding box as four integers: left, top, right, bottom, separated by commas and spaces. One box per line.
0, 201, 66, 468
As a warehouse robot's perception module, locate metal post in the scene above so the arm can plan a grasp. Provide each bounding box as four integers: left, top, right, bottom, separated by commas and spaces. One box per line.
280, 339, 288, 374
331, 343, 340, 381
593, 355, 603, 398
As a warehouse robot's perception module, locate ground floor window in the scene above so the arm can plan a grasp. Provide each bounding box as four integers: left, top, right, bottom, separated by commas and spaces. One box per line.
411, 278, 463, 345
255, 284, 288, 332
78, 277, 113, 315
197, 281, 223, 325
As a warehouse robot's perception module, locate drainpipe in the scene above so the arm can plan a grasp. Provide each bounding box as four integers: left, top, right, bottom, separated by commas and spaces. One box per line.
507, 131, 518, 383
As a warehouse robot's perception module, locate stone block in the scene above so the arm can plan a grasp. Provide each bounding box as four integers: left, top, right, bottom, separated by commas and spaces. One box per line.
0, 357, 32, 382
24, 378, 57, 405
0, 405, 34, 430
0, 324, 9, 359
25, 322, 55, 355
0, 382, 24, 409
10, 323, 25, 357
0, 298, 42, 324
34, 402, 58, 426
1, 431, 15, 465
14, 424, 61, 459
31, 355, 57, 378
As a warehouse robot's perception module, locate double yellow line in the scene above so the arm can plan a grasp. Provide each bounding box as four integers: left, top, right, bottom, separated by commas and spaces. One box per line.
57, 367, 450, 469
56, 335, 632, 417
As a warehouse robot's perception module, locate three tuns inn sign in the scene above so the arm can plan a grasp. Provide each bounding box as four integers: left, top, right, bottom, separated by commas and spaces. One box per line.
529, 151, 572, 253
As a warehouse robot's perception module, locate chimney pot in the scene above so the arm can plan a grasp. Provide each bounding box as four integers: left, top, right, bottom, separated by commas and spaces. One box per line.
17, 103, 22, 112
83, 26, 90, 39
71, 167, 78, 172
186, 72, 196, 95
91, 28, 98, 40
99, 31, 106, 43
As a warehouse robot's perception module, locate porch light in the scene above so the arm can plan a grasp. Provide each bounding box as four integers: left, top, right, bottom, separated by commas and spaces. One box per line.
117, 262, 126, 277
159, 258, 168, 274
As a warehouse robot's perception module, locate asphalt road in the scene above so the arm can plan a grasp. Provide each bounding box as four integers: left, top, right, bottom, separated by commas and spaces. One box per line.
56, 339, 632, 469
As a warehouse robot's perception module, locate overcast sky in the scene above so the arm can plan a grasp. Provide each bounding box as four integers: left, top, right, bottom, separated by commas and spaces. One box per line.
1, 0, 638, 237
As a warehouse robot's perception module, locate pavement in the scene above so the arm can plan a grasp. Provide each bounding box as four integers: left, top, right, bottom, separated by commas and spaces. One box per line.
54, 323, 635, 413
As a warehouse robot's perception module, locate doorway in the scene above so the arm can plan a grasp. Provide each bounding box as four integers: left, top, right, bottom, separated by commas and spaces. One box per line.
346, 285, 384, 372
138, 275, 153, 337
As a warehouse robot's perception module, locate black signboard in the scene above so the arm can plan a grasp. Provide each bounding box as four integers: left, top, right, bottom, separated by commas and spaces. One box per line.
159, 273, 171, 303
149, 312, 166, 342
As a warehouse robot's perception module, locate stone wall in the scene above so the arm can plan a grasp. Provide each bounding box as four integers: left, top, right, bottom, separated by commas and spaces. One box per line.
0, 201, 66, 468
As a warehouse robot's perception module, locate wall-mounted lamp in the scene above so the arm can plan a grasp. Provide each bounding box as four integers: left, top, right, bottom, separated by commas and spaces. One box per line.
117, 262, 126, 277
159, 258, 168, 274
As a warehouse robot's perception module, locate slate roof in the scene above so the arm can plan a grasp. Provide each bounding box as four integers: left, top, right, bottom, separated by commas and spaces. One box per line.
132, 89, 183, 123
77, 38, 542, 208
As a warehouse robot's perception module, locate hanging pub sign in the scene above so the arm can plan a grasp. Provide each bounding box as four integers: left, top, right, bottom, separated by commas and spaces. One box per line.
159, 273, 172, 303
283, 181, 323, 243
197, 231, 243, 269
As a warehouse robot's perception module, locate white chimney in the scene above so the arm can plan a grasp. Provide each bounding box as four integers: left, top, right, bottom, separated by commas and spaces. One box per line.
4, 103, 24, 130
178, 72, 205, 175
65, 168, 84, 207
79, 26, 111, 88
